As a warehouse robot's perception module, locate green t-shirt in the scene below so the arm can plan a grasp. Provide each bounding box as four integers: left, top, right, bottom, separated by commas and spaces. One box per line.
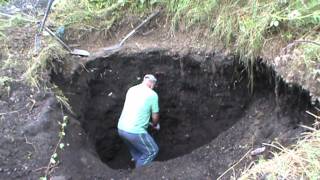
118, 84, 159, 134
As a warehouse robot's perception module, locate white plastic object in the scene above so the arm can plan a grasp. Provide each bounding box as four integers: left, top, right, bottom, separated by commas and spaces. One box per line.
250, 146, 266, 156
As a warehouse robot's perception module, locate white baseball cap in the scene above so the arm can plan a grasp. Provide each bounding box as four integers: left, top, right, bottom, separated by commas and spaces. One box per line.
144, 74, 157, 82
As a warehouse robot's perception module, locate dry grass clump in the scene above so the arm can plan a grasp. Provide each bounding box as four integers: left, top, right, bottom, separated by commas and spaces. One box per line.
240, 114, 320, 180
22, 42, 73, 113
23, 43, 68, 89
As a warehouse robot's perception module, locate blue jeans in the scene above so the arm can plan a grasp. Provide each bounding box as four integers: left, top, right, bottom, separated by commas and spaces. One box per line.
118, 129, 159, 167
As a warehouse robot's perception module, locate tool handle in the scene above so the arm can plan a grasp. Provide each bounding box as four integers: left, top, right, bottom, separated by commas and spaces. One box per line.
39, 0, 55, 33
44, 26, 73, 52
119, 10, 160, 46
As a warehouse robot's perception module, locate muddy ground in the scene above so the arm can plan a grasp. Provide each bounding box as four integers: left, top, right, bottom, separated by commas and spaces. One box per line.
0, 13, 319, 180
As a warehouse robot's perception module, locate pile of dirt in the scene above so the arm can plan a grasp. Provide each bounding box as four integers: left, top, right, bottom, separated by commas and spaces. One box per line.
0, 26, 60, 180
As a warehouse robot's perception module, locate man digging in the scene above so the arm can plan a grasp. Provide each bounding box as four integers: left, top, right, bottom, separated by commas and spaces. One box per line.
117, 74, 160, 167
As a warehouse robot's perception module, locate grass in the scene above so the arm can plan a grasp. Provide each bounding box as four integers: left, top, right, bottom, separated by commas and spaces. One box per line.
298, 35, 320, 72
0, 75, 12, 92
21, 41, 73, 113
0, 8, 73, 113
0, 0, 8, 5
50, 1, 320, 179
0, 43, 27, 71
1, 1, 318, 64
1, 1, 319, 177
0, 14, 30, 40
239, 123, 320, 179
52, 84, 73, 114
0, 75, 13, 97
0, 15, 29, 97
52, 0, 319, 64
23, 42, 68, 89
52, 0, 149, 29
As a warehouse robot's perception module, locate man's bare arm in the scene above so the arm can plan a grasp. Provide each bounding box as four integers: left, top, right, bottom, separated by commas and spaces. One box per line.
151, 113, 159, 125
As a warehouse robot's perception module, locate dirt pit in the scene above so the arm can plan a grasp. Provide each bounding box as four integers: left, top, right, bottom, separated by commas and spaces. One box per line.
52, 50, 313, 175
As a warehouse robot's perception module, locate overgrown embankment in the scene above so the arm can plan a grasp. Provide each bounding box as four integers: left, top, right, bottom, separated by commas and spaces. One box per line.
50, 0, 320, 179
51, 0, 320, 98
53, 0, 319, 60
0, 0, 319, 179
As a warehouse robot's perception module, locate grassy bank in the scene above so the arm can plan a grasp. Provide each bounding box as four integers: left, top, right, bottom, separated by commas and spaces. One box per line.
52, 1, 320, 179
52, 0, 319, 91
53, 0, 319, 60
0, 0, 319, 178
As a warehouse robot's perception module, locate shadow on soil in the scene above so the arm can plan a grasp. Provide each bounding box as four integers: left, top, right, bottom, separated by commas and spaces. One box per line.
52, 50, 313, 171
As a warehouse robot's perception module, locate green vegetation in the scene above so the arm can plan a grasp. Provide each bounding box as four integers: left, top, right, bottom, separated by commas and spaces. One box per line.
239, 124, 320, 179
40, 115, 69, 180
52, 0, 161, 31
0, 76, 12, 87
299, 36, 320, 70
0, 1, 318, 178
52, 0, 319, 91
0, 76, 12, 96
53, 0, 319, 66
23, 43, 68, 88
0, 14, 29, 39
1, 0, 318, 73
0, 0, 8, 5
22, 42, 73, 113
52, 1, 320, 179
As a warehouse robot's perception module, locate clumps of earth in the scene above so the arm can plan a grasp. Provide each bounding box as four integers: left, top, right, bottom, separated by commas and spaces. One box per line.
0, 37, 316, 179
0, 1, 318, 179
34, 49, 313, 179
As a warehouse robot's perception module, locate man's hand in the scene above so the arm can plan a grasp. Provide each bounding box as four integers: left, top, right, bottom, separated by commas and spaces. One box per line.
150, 112, 160, 130
149, 122, 160, 130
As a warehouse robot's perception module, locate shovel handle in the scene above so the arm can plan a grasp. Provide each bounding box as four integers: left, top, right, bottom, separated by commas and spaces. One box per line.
39, 0, 55, 33
44, 26, 73, 52
119, 10, 160, 46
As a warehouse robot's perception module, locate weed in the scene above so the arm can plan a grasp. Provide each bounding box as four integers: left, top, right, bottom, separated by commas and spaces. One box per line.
300, 37, 320, 65
0, 14, 29, 39
40, 114, 69, 180
53, 0, 132, 29
52, 84, 73, 114
0, 76, 12, 87
239, 110, 320, 180
0, 76, 12, 96
23, 42, 68, 89
212, 2, 238, 47
51, 0, 318, 71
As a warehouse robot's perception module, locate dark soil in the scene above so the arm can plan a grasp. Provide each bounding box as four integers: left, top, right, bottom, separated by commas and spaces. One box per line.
0, 27, 62, 180
0, 19, 317, 180
50, 49, 314, 179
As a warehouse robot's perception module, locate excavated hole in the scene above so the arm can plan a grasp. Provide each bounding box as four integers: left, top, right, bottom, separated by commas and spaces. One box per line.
53, 51, 313, 170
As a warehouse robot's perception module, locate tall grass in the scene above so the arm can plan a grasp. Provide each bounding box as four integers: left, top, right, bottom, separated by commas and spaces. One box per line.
166, 0, 218, 31
52, 0, 158, 29
52, 0, 319, 63
50, 0, 320, 93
